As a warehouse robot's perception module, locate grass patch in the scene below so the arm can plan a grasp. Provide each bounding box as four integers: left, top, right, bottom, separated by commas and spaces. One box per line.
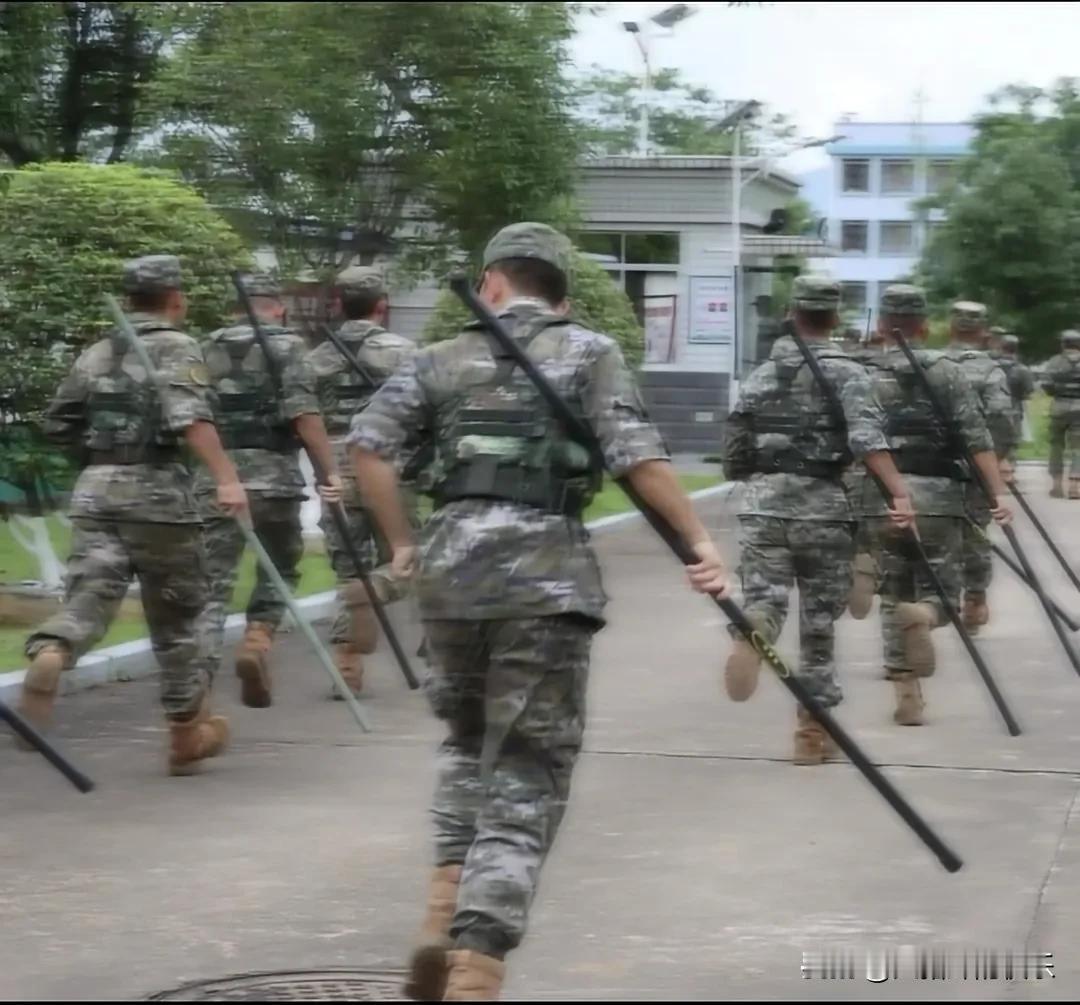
0, 470, 721, 671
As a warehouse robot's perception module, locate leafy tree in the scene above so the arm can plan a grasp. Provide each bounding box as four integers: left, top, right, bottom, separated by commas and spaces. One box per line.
920, 79, 1080, 358
0, 2, 205, 166
421, 250, 644, 366
149, 2, 580, 275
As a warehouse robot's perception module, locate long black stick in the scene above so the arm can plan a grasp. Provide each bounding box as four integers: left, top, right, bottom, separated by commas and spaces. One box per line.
890, 330, 1080, 677
230, 273, 419, 690
1009, 481, 1080, 595
1, 699, 95, 793
451, 274, 962, 874
786, 328, 1020, 736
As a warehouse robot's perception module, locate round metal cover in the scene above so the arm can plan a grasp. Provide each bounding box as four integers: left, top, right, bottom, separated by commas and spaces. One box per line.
148, 968, 408, 1002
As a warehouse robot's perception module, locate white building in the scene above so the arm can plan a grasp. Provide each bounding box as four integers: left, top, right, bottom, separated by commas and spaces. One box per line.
816, 121, 974, 324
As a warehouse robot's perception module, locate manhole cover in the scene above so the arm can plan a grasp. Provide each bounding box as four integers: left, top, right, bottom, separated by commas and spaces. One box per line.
148, 969, 408, 1002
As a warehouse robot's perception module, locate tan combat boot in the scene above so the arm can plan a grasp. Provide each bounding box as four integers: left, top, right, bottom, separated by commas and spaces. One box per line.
1070, 479, 1080, 500
168, 698, 229, 776
962, 592, 989, 633
848, 552, 878, 620
235, 621, 274, 708
1051, 476, 1065, 498
891, 672, 925, 726
343, 580, 380, 655
793, 705, 836, 766
443, 950, 506, 1002
14, 644, 68, 747
331, 643, 364, 700
896, 602, 937, 677
723, 615, 770, 702
404, 864, 463, 1001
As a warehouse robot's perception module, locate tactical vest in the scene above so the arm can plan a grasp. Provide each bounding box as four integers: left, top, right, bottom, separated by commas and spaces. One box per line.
322, 325, 384, 435
432, 318, 602, 516
869, 354, 966, 480
206, 329, 296, 452
85, 326, 179, 463
1050, 356, 1080, 399
749, 354, 850, 479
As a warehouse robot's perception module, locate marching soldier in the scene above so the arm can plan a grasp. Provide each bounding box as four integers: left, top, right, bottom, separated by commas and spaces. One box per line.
1041, 329, 1080, 498
18, 256, 246, 775
350, 223, 729, 1000
194, 273, 343, 708
988, 327, 1035, 458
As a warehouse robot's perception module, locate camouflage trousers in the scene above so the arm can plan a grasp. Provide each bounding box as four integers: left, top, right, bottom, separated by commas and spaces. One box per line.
25, 517, 208, 718
864, 516, 963, 673
733, 516, 853, 707
1048, 412, 1080, 477
194, 495, 304, 676
422, 615, 595, 959
962, 502, 993, 595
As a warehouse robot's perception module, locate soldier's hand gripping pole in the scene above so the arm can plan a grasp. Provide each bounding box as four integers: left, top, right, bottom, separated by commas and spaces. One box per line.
229, 274, 419, 691
1, 699, 95, 792
786, 327, 1020, 736
451, 274, 963, 874
103, 295, 373, 731
890, 329, 1080, 677
1008, 480, 1080, 596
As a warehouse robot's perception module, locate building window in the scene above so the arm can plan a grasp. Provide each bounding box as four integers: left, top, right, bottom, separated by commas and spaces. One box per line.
881, 158, 915, 194
578, 232, 679, 265
880, 221, 915, 255
841, 220, 868, 253
927, 159, 957, 194
579, 232, 622, 263
841, 282, 868, 313
842, 159, 870, 193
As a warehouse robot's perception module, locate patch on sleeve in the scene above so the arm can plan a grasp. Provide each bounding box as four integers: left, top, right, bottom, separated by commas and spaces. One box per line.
188, 363, 210, 386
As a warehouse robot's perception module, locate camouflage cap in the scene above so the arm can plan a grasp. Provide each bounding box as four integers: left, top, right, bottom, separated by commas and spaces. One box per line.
240, 272, 280, 298
1062, 329, 1080, 345
791, 274, 840, 311
1002, 334, 1020, 349
879, 283, 928, 317
950, 300, 988, 331
122, 255, 182, 295
988, 325, 1008, 337
336, 266, 386, 297
482, 222, 572, 275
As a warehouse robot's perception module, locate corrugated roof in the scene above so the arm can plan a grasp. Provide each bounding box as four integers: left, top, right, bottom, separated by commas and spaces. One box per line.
581, 156, 799, 188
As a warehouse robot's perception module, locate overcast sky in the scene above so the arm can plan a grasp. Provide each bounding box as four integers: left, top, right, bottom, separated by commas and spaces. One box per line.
569, 1, 1080, 173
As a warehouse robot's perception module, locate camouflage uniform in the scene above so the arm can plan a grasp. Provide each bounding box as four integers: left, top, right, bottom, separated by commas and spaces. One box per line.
992, 332, 1035, 459
350, 223, 667, 963
305, 267, 417, 658
944, 302, 1018, 597
1041, 332, 1080, 490
192, 274, 321, 690
856, 287, 995, 676
724, 277, 891, 708
24, 257, 213, 718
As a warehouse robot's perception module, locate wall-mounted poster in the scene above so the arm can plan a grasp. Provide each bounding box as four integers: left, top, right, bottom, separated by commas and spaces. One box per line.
688, 273, 736, 372
643, 295, 677, 364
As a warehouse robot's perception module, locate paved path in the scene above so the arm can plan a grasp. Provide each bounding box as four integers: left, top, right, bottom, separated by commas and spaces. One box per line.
3, 465, 1080, 1000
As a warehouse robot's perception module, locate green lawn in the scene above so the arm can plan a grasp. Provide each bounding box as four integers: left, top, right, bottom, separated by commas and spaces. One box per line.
0, 471, 721, 671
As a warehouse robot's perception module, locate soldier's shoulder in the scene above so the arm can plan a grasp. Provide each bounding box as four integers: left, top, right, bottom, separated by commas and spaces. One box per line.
145, 325, 200, 354
305, 339, 344, 372
365, 328, 416, 351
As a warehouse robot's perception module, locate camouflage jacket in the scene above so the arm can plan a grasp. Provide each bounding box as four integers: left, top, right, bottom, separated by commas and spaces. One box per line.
945, 344, 1018, 455
724, 336, 890, 521
194, 323, 319, 503
1040, 349, 1080, 417
856, 348, 994, 518
997, 357, 1035, 413
348, 297, 667, 622
43, 313, 213, 524
306, 319, 416, 505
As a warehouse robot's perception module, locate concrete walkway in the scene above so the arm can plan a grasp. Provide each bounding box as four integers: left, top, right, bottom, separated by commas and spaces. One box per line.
3, 465, 1080, 1000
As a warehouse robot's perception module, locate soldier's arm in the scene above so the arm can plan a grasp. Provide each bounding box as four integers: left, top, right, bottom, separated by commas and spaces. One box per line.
722, 411, 756, 481
1017, 366, 1036, 400
985, 367, 1019, 456
41, 356, 90, 448
950, 368, 1012, 518
1039, 358, 1059, 395
280, 337, 342, 501
585, 341, 728, 595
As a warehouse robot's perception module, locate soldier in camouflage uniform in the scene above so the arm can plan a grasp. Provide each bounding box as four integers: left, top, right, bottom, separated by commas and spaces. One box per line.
305, 266, 417, 696
349, 223, 729, 1001
1041, 329, 1080, 498
855, 286, 1011, 724
944, 302, 1018, 632
18, 256, 248, 775
723, 276, 914, 762
194, 274, 343, 708
988, 327, 1035, 458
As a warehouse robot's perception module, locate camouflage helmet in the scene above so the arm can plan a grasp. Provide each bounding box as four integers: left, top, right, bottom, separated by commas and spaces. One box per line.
122, 255, 182, 295
879, 283, 928, 317
950, 300, 988, 332
791, 274, 840, 311
482, 222, 573, 276
988, 325, 1008, 337
239, 272, 281, 298
336, 265, 386, 298
1002, 334, 1020, 350
1063, 329, 1080, 346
